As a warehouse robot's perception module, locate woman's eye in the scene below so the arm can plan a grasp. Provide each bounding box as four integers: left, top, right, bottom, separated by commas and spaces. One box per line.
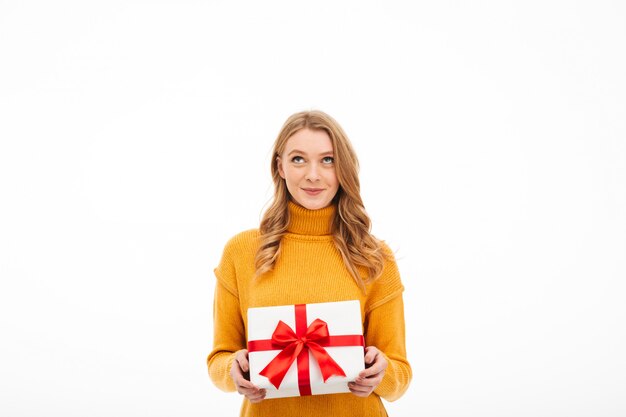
322, 156, 334, 164
291, 156, 305, 163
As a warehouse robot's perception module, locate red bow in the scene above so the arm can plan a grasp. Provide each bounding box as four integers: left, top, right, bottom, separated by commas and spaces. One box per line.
259, 318, 346, 390
248, 303, 364, 396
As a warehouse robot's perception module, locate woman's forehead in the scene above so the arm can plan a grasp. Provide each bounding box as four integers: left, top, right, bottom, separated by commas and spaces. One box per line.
284, 128, 333, 154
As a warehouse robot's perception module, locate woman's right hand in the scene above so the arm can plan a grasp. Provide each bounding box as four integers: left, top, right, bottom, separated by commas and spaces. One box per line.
230, 349, 266, 403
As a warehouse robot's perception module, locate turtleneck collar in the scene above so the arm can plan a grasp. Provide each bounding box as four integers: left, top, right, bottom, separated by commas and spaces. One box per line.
287, 201, 336, 236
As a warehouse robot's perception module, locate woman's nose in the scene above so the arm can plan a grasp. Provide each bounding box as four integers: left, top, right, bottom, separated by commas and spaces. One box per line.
305, 163, 321, 181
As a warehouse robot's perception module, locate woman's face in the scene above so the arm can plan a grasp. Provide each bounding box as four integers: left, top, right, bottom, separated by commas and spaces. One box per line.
277, 128, 339, 210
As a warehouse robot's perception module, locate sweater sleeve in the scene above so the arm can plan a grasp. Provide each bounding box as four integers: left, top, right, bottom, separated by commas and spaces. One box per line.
363, 243, 412, 401
365, 294, 412, 401
206, 239, 246, 392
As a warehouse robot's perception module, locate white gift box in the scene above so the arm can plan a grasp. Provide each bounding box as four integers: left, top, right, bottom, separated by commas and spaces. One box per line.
247, 300, 365, 399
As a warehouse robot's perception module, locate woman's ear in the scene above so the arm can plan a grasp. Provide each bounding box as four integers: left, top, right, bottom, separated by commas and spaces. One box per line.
276, 156, 285, 179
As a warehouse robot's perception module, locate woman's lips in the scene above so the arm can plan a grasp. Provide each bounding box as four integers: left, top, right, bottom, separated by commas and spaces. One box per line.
302, 188, 324, 196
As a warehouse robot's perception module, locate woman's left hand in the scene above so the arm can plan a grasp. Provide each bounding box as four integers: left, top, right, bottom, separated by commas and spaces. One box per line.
348, 346, 388, 397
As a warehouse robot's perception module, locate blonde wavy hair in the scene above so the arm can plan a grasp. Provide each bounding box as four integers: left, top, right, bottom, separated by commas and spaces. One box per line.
255, 110, 387, 291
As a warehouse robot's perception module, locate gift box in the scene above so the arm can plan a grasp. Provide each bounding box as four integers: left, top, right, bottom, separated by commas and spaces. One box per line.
247, 300, 365, 399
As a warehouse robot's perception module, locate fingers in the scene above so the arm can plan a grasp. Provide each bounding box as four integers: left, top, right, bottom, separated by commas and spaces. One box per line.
237, 382, 266, 403
235, 349, 250, 373
349, 346, 388, 398
348, 380, 373, 397
230, 349, 267, 403
359, 347, 388, 379
364, 346, 379, 365
349, 372, 383, 397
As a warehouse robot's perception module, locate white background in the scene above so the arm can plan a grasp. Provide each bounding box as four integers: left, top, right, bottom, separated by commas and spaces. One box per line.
1, 1, 625, 416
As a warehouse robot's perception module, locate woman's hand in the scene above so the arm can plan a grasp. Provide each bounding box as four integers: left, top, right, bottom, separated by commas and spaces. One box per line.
348, 346, 388, 397
230, 349, 266, 403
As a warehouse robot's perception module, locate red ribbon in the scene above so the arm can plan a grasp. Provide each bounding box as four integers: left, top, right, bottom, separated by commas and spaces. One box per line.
248, 304, 364, 396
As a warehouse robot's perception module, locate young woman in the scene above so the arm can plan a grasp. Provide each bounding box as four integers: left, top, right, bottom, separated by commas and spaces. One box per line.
207, 110, 411, 416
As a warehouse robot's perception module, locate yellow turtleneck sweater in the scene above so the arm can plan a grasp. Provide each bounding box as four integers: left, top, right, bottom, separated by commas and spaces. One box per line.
207, 202, 411, 417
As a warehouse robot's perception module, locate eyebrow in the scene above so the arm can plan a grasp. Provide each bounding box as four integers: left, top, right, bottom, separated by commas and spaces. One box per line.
287, 149, 334, 156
